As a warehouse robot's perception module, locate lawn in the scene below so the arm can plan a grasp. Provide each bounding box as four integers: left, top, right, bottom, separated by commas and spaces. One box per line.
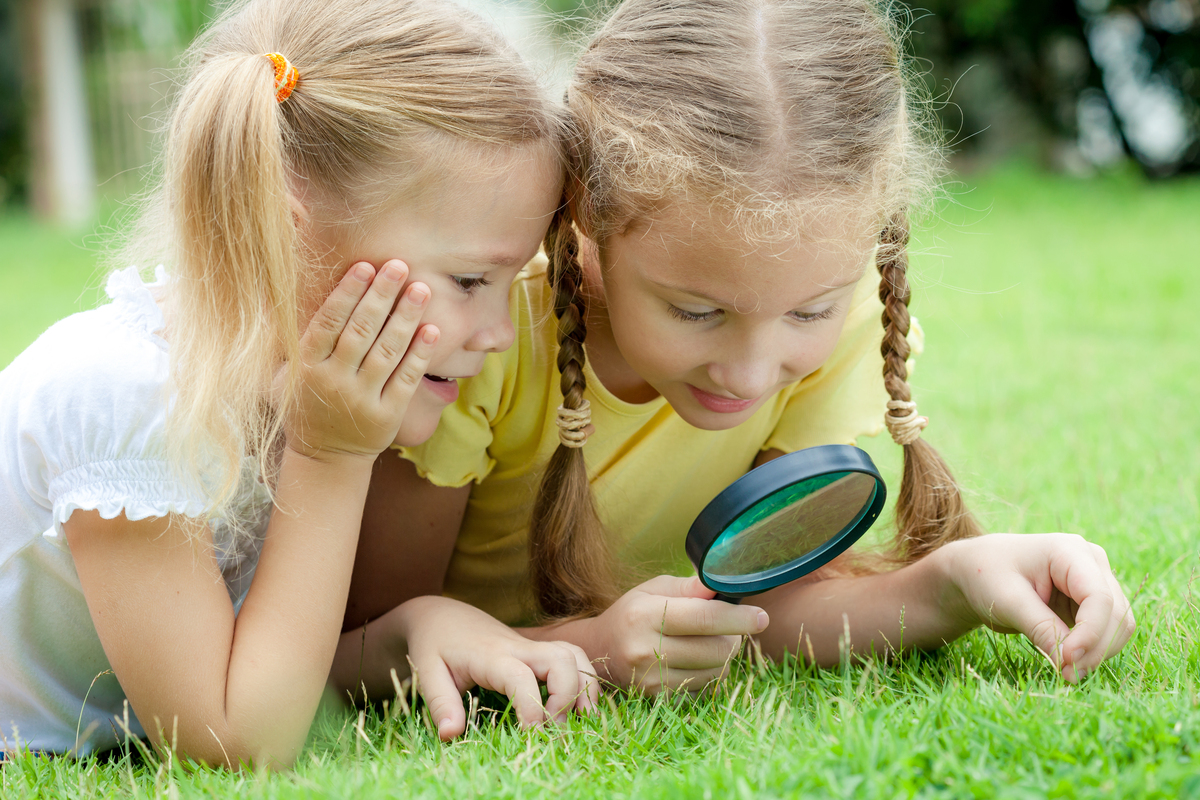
2, 164, 1198, 798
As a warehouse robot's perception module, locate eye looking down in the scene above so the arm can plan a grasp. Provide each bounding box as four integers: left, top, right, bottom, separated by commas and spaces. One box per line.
583, 202, 877, 427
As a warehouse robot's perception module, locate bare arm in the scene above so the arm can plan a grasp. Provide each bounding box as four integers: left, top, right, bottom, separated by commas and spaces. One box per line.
336, 437, 600, 740
68, 448, 376, 767
67, 261, 436, 768
525, 448, 1135, 691
343, 454, 469, 630
751, 449, 1137, 681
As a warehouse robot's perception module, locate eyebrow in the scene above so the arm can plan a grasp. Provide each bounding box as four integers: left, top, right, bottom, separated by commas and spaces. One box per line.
447, 251, 529, 270
649, 274, 863, 309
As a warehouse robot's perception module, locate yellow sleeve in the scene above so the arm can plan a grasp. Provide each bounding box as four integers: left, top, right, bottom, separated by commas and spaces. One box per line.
396, 351, 508, 488
764, 272, 924, 453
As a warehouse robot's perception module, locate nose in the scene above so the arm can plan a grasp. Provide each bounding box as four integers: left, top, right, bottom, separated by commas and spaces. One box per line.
464, 301, 515, 354
705, 334, 781, 400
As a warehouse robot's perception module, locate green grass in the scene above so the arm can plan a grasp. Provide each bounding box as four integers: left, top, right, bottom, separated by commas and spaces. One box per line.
3, 164, 1199, 798
0, 214, 111, 369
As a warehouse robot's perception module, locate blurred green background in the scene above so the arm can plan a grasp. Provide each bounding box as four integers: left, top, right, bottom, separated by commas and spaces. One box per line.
0, 0, 1197, 225
1, 0, 1197, 371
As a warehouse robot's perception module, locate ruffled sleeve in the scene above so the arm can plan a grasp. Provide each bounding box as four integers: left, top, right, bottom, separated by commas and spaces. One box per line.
12, 268, 210, 549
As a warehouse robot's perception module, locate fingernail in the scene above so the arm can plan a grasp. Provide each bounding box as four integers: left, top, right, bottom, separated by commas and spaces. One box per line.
383, 263, 404, 282
1071, 648, 1086, 664
421, 326, 439, 344
409, 285, 429, 305
353, 263, 372, 281
756, 611, 769, 631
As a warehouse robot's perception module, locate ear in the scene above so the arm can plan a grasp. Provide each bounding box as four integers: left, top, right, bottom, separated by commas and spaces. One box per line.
286, 192, 311, 225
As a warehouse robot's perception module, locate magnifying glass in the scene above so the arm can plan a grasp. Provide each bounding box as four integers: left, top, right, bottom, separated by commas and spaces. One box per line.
685, 445, 886, 601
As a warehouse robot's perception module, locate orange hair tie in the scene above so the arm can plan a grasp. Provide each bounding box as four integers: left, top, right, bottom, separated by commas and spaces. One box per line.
263, 53, 299, 103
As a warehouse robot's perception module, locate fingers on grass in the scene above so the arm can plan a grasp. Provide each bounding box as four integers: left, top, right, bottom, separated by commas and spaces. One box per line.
485, 658, 546, 730
414, 657, 467, 742
361, 280, 430, 390
1051, 539, 1117, 681
301, 262, 374, 362
572, 646, 601, 712
629, 665, 730, 695
525, 645, 588, 723
1003, 582, 1073, 668
332, 260, 409, 368
1063, 573, 1135, 682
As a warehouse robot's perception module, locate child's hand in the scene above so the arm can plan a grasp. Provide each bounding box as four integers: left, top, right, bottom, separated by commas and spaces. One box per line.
288, 260, 437, 461
568, 575, 769, 693
398, 596, 599, 740
940, 533, 1136, 682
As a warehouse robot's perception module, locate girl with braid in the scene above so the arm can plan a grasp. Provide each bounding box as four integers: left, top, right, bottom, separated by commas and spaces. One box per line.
0, 0, 599, 766
348, 0, 1135, 692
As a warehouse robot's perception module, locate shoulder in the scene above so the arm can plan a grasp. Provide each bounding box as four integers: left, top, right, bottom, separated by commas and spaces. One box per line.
1, 268, 175, 480
5, 274, 171, 429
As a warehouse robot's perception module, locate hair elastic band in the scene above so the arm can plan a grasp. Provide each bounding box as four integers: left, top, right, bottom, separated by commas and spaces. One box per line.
556, 400, 592, 449
263, 53, 299, 103
885, 399, 928, 447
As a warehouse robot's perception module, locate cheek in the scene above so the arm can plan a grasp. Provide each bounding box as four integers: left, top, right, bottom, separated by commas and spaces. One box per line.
417, 297, 471, 351
789, 327, 845, 376
392, 389, 444, 447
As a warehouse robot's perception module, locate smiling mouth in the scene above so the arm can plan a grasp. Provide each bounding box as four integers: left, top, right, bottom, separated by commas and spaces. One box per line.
424, 374, 452, 382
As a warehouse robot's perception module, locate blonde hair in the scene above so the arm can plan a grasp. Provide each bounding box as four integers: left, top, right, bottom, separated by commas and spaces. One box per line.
117, 0, 558, 527
531, 0, 984, 619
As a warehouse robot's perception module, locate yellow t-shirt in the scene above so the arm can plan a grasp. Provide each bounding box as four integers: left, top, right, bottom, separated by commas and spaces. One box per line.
399, 256, 920, 625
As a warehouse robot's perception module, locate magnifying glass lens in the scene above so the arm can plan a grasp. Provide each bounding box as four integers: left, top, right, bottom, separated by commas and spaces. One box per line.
702, 471, 878, 581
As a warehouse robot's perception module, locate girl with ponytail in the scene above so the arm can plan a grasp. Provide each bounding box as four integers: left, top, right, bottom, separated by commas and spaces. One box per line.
0, 0, 599, 768
352, 0, 1135, 694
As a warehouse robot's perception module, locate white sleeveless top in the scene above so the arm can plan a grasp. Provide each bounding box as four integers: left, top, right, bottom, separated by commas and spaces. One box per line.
0, 268, 270, 756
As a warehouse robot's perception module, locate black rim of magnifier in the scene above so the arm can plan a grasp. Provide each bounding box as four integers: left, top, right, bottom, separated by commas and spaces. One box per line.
685, 444, 886, 597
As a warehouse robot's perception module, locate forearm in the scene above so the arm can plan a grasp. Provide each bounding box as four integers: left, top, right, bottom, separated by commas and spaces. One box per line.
218, 448, 374, 763
753, 544, 976, 664
330, 602, 416, 700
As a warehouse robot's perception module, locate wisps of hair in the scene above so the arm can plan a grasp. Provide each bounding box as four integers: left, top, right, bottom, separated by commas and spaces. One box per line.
115, 0, 557, 535
531, 0, 974, 616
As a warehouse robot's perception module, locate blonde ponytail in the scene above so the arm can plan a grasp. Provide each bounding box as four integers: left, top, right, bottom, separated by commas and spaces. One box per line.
165, 52, 300, 508
117, 0, 558, 528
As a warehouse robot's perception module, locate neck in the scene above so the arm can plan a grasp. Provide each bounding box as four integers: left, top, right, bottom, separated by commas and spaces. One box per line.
578, 240, 661, 405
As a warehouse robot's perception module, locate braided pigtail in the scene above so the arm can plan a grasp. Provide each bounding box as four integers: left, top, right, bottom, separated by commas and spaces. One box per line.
528, 200, 617, 619
878, 212, 985, 561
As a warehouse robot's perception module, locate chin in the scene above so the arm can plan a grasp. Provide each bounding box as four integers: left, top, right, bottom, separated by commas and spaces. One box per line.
392, 411, 444, 448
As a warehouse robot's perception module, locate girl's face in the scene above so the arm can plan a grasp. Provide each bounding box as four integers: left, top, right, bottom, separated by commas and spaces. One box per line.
586, 202, 876, 431
308, 143, 562, 446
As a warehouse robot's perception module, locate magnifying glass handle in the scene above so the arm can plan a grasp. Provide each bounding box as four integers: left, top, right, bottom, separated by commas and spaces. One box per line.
714, 593, 742, 605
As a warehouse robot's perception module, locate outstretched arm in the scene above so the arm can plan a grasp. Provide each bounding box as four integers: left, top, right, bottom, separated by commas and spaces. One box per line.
750, 458, 1135, 682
